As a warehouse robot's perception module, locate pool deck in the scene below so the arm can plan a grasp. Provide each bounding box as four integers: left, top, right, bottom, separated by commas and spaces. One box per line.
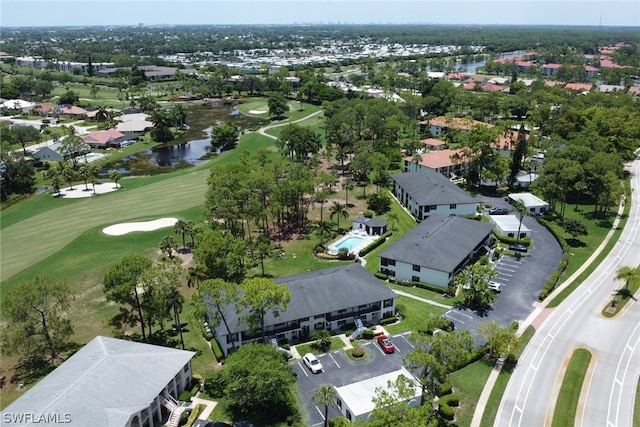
327, 230, 378, 255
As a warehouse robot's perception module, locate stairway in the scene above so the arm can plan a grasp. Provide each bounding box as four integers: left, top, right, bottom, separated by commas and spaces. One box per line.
161, 395, 186, 427
348, 315, 367, 340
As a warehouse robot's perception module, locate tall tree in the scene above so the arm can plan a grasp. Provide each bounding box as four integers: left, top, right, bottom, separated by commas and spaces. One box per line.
477, 321, 520, 361
173, 219, 189, 251
238, 277, 291, 342
454, 260, 497, 309
329, 201, 349, 231
103, 255, 153, 341
1, 276, 74, 361
313, 384, 338, 427
193, 230, 247, 283
614, 266, 639, 291
193, 278, 241, 352
108, 169, 122, 188
11, 124, 41, 155
159, 235, 178, 259
268, 93, 288, 118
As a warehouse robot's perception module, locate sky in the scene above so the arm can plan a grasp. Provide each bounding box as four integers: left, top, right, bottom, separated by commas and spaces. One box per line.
1, 0, 639, 28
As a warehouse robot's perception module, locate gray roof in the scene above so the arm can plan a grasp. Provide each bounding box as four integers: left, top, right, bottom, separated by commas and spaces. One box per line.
353, 216, 388, 227
210, 264, 397, 336
392, 170, 477, 206
1, 336, 195, 427
378, 216, 493, 272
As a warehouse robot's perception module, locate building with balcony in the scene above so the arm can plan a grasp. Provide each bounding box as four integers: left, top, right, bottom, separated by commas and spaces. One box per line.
0, 336, 195, 427
209, 264, 398, 357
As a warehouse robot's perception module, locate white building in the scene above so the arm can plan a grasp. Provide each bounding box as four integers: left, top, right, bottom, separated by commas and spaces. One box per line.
379, 215, 494, 288
508, 192, 550, 215
489, 215, 531, 239
334, 368, 422, 422
0, 336, 195, 427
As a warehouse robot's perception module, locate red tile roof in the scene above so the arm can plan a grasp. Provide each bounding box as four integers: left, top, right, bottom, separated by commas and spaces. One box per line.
405, 148, 465, 169
421, 138, 446, 147
421, 116, 494, 131
565, 83, 593, 92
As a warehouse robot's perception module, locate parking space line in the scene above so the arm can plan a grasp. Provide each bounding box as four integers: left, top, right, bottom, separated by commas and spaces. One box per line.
328, 352, 341, 368
447, 309, 473, 320
399, 334, 415, 348
297, 361, 309, 377
314, 405, 325, 420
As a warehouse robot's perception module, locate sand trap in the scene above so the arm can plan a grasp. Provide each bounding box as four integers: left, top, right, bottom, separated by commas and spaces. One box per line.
249, 110, 268, 114
55, 182, 119, 198
103, 218, 178, 236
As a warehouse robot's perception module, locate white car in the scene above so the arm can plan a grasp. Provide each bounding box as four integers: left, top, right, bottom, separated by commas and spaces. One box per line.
303, 353, 323, 373
488, 281, 503, 293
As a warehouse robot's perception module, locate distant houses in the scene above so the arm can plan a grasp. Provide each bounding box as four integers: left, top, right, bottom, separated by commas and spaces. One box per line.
378, 215, 494, 288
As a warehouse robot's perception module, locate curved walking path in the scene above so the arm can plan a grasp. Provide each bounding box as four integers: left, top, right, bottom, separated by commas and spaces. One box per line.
257, 110, 323, 140
470, 188, 629, 427
392, 289, 453, 309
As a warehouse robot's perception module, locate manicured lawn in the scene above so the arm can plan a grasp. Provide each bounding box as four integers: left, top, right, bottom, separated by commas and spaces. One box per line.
449, 359, 494, 427
551, 348, 592, 427
386, 282, 459, 306
294, 337, 346, 356
384, 296, 447, 335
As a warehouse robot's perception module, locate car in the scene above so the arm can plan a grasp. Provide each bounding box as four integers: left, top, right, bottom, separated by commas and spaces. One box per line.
489, 207, 509, 215
377, 336, 395, 353
488, 281, 503, 293
509, 244, 528, 253
302, 353, 323, 373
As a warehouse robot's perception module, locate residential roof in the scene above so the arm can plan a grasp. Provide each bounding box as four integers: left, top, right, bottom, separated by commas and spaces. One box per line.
209, 264, 397, 337
421, 138, 446, 148
392, 169, 477, 206
482, 84, 505, 92
378, 215, 493, 273
61, 105, 87, 116
508, 192, 549, 208
335, 367, 421, 417
489, 215, 531, 233
0, 336, 195, 427
565, 83, 593, 92
115, 119, 153, 133
83, 129, 125, 145
542, 63, 562, 69
404, 148, 465, 169
352, 217, 389, 228
421, 116, 494, 131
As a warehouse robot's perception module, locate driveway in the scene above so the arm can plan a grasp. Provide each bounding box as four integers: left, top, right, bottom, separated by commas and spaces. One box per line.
443, 196, 563, 343
293, 333, 414, 426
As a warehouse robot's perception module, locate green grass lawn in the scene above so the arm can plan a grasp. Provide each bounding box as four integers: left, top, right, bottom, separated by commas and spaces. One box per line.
384, 296, 447, 335
294, 337, 346, 356
449, 359, 494, 427
551, 348, 592, 427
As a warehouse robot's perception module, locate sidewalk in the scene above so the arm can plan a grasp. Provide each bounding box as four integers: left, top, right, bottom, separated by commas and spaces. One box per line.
469, 197, 627, 427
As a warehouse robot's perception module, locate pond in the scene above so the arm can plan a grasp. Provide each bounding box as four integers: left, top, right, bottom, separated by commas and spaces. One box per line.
150, 128, 213, 167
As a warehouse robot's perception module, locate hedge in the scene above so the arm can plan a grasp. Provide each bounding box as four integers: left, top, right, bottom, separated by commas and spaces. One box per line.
361, 329, 375, 340
178, 390, 192, 402
537, 217, 571, 300
438, 382, 452, 396
358, 231, 392, 256
374, 272, 388, 280
389, 277, 448, 295
184, 404, 204, 427
379, 317, 397, 326
492, 229, 532, 246
438, 401, 455, 420
210, 339, 224, 362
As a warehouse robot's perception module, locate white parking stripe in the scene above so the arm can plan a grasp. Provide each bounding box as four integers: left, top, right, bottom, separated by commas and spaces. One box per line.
298, 361, 309, 377
328, 352, 341, 368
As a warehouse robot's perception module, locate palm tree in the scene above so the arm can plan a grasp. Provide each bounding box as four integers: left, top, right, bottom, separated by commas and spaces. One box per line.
187, 266, 205, 288
615, 266, 638, 291
173, 219, 189, 251
171, 103, 187, 129
168, 288, 185, 349
412, 149, 422, 171
186, 220, 198, 247
159, 236, 177, 259
386, 211, 399, 231
329, 201, 349, 231
343, 177, 355, 207
315, 220, 333, 245
95, 105, 108, 122
313, 384, 337, 427
50, 175, 63, 197
108, 169, 122, 189
513, 199, 527, 253
62, 167, 76, 190
78, 165, 92, 191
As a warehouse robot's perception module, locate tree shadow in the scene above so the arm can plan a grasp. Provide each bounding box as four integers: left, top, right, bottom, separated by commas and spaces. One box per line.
566, 238, 587, 248
10, 355, 56, 386
615, 288, 637, 301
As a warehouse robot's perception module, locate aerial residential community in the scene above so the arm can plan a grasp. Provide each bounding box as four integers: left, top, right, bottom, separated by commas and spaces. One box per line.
1, 4, 640, 427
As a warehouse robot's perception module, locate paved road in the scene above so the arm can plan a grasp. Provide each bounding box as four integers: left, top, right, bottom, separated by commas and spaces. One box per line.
496, 157, 640, 427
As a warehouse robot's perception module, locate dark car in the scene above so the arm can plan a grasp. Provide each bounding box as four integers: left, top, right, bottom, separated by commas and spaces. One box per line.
489, 207, 509, 215
509, 244, 528, 253
377, 336, 395, 353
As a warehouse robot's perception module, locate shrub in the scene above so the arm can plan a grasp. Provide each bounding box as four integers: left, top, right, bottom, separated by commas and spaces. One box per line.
178, 390, 192, 402
361, 329, 375, 340
379, 317, 397, 326
204, 371, 226, 398
210, 339, 224, 362
350, 347, 365, 358
392, 279, 448, 294
438, 401, 455, 420
358, 230, 392, 256
395, 303, 406, 318
179, 410, 190, 426
438, 382, 452, 396
374, 272, 388, 280
184, 404, 204, 427
363, 210, 374, 218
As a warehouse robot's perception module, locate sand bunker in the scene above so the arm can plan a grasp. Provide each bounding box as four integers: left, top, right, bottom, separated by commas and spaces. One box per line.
56, 182, 119, 198
103, 218, 179, 236
249, 110, 268, 114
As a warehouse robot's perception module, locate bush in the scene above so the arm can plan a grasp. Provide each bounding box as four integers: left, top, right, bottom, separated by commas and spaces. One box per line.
438, 401, 455, 420
374, 272, 388, 280
178, 390, 192, 402
184, 404, 204, 427
204, 371, 226, 398
210, 339, 224, 362
440, 393, 460, 407
438, 382, 452, 396
392, 279, 448, 294
350, 347, 365, 358
492, 229, 532, 246
395, 303, 406, 318
179, 410, 190, 426
358, 230, 392, 256
361, 329, 375, 340
363, 210, 374, 218
379, 317, 397, 326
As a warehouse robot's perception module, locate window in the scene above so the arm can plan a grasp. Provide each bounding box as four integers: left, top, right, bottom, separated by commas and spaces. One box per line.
381, 258, 388, 266
337, 320, 346, 326
388, 259, 396, 266
412, 276, 420, 282
413, 264, 420, 272
183, 364, 189, 373
387, 269, 396, 277
450, 204, 457, 209
314, 314, 324, 319
358, 304, 367, 310
430, 205, 437, 210
338, 309, 347, 314
346, 410, 352, 421
336, 397, 342, 408
383, 299, 394, 308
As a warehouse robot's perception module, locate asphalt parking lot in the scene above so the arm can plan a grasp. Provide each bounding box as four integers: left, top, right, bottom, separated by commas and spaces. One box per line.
293, 333, 414, 426
443, 196, 563, 343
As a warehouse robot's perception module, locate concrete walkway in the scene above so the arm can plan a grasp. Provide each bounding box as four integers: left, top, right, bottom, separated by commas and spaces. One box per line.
191, 395, 218, 426
469, 196, 627, 427
256, 110, 323, 140
392, 289, 453, 309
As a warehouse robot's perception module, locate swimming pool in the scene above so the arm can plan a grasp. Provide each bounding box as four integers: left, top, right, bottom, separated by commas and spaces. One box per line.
334, 236, 363, 251
327, 232, 377, 255
78, 153, 101, 162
